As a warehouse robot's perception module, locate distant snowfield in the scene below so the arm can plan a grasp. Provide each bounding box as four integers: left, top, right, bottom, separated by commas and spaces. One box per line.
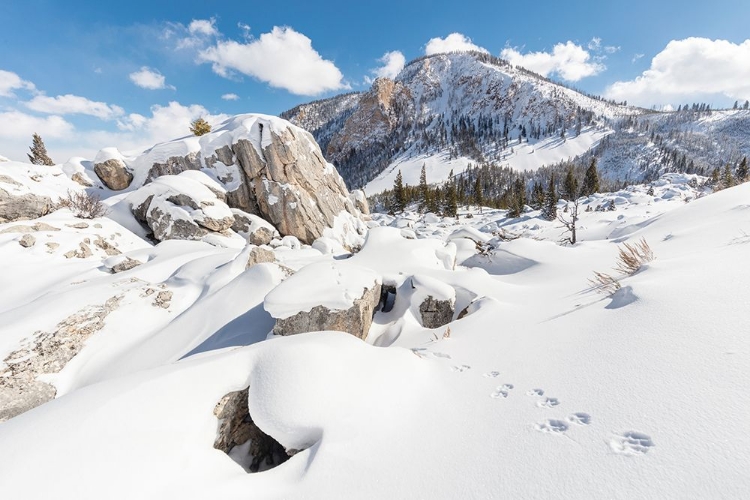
365, 126, 611, 194
1, 168, 750, 499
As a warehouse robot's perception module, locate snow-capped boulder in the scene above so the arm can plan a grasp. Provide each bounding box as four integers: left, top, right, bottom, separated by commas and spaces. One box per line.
231, 208, 279, 246
264, 261, 381, 339
246, 246, 275, 269
0, 165, 66, 223
410, 275, 455, 329
93, 149, 133, 190
128, 171, 235, 242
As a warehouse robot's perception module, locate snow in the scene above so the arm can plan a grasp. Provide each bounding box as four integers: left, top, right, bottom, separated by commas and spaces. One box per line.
1, 166, 750, 499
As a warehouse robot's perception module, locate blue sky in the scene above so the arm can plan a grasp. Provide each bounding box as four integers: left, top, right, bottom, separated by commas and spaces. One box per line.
1, 0, 749, 161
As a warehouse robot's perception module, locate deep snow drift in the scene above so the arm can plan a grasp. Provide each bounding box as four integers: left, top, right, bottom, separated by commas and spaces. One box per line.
1, 165, 749, 499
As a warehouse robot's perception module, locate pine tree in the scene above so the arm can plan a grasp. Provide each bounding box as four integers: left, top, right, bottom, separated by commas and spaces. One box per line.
417, 164, 428, 213
737, 157, 748, 182
531, 181, 544, 210
722, 164, 735, 189
190, 117, 212, 136
507, 177, 526, 218
27, 133, 54, 166
563, 166, 578, 201
580, 158, 600, 197
474, 174, 484, 214
392, 170, 406, 213
443, 170, 458, 218
541, 173, 557, 221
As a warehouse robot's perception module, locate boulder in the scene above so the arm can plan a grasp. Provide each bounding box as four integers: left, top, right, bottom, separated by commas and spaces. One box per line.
264, 261, 381, 340
128, 171, 235, 242
0, 187, 53, 223
111, 257, 142, 273
213, 387, 289, 473
93, 158, 133, 190
231, 209, 279, 246
410, 275, 456, 329
18, 234, 36, 248
246, 246, 275, 269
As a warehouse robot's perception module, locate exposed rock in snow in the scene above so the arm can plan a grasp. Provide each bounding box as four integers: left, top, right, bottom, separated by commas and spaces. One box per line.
17, 234, 35, 248
265, 261, 381, 339
213, 387, 290, 473
109, 256, 142, 273
93, 158, 133, 190
0, 187, 54, 223
128, 171, 235, 242
0, 296, 122, 422
231, 209, 279, 245
63, 242, 93, 259
246, 246, 275, 269
411, 275, 455, 329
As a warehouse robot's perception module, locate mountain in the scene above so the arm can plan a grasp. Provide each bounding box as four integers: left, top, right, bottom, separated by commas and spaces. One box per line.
283, 52, 750, 196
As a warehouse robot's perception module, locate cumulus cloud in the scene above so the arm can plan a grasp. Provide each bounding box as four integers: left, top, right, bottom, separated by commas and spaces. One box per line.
221, 93, 240, 101
129, 67, 174, 90
501, 41, 605, 81
0, 111, 73, 140
198, 26, 347, 95
0, 69, 36, 97
366, 51, 406, 83
25, 94, 124, 120
115, 101, 229, 146
425, 33, 488, 56
188, 18, 218, 37
604, 38, 750, 107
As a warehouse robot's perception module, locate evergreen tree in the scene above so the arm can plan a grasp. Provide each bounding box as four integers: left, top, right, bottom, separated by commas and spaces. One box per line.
541, 173, 557, 221
392, 170, 406, 213
428, 186, 441, 214
737, 157, 748, 182
474, 174, 484, 214
507, 177, 526, 218
563, 166, 578, 201
190, 117, 212, 136
580, 158, 600, 197
417, 164, 428, 213
531, 181, 544, 210
27, 133, 54, 166
443, 170, 458, 218
722, 164, 735, 189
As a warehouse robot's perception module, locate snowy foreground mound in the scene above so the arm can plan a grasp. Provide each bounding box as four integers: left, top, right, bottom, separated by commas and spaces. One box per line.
1, 175, 750, 499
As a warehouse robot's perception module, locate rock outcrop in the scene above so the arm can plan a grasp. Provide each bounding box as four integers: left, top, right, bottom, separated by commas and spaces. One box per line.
100, 115, 366, 247
410, 275, 456, 329
0, 186, 53, 223
264, 262, 381, 340
232, 209, 279, 246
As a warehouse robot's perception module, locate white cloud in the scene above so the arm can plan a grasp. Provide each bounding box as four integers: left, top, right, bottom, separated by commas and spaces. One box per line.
188, 18, 218, 37
366, 51, 406, 83
605, 38, 750, 107
501, 41, 605, 81
0, 69, 36, 97
424, 33, 488, 56
0, 111, 73, 140
115, 101, 229, 146
198, 26, 347, 95
25, 94, 124, 120
129, 67, 174, 90
221, 93, 240, 101
632, 53, 645, 63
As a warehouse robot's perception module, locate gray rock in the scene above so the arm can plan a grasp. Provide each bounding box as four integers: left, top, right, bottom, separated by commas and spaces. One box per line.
145, 152, 202, 183
152, 290, 173, 309
71, 172, 93, 187
94, 158, 133, 190
418, 295, 455, 329
246, 246, 275, 269
147, 205, 207, 241
273, 281, 381, 340
213, 387, 289, 472
0, 187, 53, 223
18, 234, 36, 247
232, 209, 279, 246
63, 242, 93, 259
111, 257, 142, 273
94, 236, 121, 256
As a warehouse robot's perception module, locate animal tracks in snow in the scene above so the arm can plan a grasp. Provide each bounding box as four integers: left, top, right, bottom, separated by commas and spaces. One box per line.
567, 413, 591, 426
536, 397, 560, 408
610, 431, 654, 455
526, 388, 544, 396
450, 364, 471, 372
483, 371, 500, 378
490, 383, 514, 398
535, 419, 569, 434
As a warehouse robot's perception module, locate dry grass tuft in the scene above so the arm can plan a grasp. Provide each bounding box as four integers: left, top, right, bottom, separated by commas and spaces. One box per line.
615, 238, 654, 275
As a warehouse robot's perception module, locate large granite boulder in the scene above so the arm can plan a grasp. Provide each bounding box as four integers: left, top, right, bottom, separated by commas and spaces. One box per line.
100, 114, 366, 247
264, 261, 381, 340
0, 171, 55, 223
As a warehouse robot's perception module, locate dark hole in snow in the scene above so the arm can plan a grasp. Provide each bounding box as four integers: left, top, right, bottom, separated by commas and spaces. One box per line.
213, 387, 292, 473
377, 285, 397, 313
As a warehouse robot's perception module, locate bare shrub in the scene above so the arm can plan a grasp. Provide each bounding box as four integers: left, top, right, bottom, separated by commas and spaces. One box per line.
589, 271, 621, 295
615, 238, 654, 275
59, 190, 108, 219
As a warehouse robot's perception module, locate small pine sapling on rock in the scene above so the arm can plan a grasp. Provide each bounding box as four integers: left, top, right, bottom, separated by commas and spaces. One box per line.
190, 117, 212, 136
27, 133, 54, 166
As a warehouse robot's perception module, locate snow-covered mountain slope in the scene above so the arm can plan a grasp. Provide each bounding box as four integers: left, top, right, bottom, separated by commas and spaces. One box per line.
1, 170, 749, 498
282, 51, 641, 190
284, 53, 750, 195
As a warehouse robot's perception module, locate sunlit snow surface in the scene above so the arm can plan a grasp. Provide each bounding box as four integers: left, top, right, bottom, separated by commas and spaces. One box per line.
1, 171, 749, 499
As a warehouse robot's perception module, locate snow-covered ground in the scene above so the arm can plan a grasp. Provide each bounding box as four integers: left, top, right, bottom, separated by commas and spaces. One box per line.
1, 170, 749, 499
